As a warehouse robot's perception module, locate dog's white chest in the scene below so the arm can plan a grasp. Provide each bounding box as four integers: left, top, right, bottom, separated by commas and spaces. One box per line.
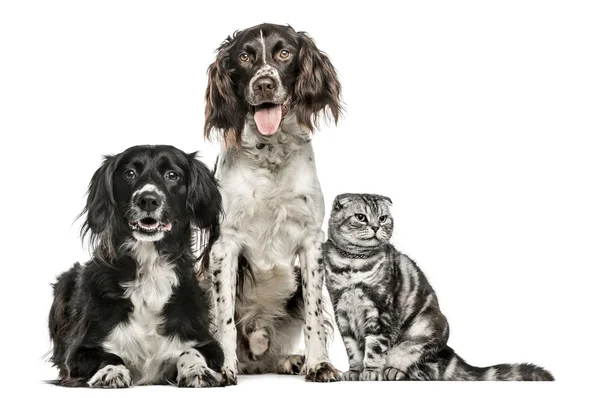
219, 146, 324, 270
102, 243, 192, 385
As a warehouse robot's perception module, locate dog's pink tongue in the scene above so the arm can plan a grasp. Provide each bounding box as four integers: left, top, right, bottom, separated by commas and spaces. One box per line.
254, 105, 282, 135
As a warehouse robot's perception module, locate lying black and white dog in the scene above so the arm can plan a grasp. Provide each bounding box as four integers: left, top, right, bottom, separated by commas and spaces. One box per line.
48, 145, 224, 388
204, 23, 343, 383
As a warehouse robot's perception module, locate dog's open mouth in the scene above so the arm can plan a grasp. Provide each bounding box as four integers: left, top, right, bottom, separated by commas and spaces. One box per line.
253, 97, 291, 136
128, 217, 172, 233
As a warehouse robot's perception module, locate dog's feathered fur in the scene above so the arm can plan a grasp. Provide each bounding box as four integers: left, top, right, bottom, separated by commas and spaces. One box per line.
202, 23, 343, 384
48, 145, 225, 388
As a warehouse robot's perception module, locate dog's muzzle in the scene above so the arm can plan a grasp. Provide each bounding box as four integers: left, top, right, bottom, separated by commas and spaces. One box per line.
128, 187, 172, 236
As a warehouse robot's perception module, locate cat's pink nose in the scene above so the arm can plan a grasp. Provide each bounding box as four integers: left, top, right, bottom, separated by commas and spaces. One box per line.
372, 226, 379, 233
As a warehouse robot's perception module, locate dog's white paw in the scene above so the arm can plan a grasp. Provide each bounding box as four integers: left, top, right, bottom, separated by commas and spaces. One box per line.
176, 349, 221, 388
305, 361, 342, 382
220, 363, 237, 386
87, 364, 132, 388
248, 328, 269, 358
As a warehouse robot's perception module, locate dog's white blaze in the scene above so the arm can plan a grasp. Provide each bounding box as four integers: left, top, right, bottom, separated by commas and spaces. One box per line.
259, 29, 266, 64
133, 183, 164, 197
102, 241, 196, 385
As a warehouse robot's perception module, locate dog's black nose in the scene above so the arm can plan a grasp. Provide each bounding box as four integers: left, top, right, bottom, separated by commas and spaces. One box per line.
254, 77, 276, 93
136, 192, 162, 212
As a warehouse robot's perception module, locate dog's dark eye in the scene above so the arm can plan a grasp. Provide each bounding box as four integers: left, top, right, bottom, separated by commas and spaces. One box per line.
166, 171, 179, 181
123, 170, 137, 181
379, 215, 388, 223
355, 214, 367, 222
239, 53, 250, 62
279, 49, 290, 59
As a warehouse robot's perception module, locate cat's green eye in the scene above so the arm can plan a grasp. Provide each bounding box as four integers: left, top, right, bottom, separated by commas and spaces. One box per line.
355, 214, 367, 222
379, 215, 388, 223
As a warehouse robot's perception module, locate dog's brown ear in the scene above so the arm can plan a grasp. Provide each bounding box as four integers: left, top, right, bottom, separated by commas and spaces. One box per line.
294, 31, 343, 132
205, 40, 245, 148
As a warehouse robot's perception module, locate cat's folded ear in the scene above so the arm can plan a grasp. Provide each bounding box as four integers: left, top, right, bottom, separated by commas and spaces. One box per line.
380, 195, 393, 206
333, 194, 353, 210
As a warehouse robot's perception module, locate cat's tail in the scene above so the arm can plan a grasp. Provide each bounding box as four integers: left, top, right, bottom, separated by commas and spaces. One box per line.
436, 346, 554, 381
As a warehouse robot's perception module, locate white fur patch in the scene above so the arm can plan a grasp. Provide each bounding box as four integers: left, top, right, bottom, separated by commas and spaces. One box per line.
485, 367, 498, 381
102, 241, 195, 385
248, 328, 269, 357
133, 184, 163, 196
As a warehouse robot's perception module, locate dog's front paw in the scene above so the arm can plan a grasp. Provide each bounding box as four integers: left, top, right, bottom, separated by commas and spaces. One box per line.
277, 355, 305, 375
220, 365, 237, 386
177, 349, 221, 388
177, 363, 220, 388
383, 366, 406, 381
360, 369, 383, 381
305, 361, 342, 382
342, 370, 361, 381
87, 364, 132, 388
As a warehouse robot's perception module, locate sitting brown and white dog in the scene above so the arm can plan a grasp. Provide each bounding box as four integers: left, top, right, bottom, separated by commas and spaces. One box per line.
203, 23, 343, 384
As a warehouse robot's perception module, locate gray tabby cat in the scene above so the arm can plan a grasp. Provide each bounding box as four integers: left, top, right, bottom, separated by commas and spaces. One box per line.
323, 193, 554, 381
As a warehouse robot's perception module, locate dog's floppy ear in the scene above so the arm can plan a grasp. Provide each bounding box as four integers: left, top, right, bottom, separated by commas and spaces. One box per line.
205, 37, 246, 148
294, 31, 343, 132
81, 155, 120, 238
186, 152, 222, 229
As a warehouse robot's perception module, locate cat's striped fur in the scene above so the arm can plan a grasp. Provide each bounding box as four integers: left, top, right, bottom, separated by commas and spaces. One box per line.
323, 193, 554, 381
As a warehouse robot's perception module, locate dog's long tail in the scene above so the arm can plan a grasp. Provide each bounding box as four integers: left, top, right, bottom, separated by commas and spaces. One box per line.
422, 346, 554, 381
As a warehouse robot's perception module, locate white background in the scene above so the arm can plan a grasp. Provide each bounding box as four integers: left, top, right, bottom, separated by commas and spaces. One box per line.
1, 1, 599, 397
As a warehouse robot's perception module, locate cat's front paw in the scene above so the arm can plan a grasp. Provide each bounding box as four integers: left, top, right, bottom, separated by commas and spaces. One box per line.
305, 361, 342, 382
360, 369, 383, 381
342, 370, 361, 381
383, 367, 406, 381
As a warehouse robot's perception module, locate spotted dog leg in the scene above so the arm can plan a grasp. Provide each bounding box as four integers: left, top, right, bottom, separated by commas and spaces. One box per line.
299, 232, 342, 383
177, 349, 221, 388
209, 231, 241, 386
